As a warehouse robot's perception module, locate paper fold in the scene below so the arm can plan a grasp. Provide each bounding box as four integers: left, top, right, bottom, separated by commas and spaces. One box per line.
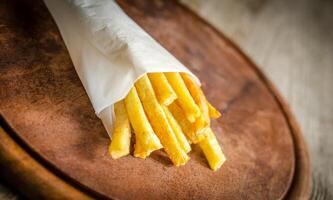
44, 0, 199, 137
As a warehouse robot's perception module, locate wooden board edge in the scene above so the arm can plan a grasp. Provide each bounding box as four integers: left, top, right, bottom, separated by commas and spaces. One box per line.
224, 37, 312, 199
216, 30, 311, 199
229, 37, 311, 199
0, 126, 93, 200
178, 2, 311, 199
263, 81, 312, 199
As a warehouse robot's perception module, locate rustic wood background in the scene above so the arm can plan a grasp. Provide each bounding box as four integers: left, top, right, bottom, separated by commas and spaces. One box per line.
0, 0, 332, 199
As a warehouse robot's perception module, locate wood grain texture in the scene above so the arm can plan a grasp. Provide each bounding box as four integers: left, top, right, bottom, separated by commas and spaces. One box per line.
180, 0, 333, 199
0, 0, 308, 199
0, 127, 92, 200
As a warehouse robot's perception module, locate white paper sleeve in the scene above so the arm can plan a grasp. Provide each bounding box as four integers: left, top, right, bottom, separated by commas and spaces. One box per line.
44, 0, 200, 137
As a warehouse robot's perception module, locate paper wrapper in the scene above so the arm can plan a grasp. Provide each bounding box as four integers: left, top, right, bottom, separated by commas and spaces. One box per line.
44, 0, 199, 137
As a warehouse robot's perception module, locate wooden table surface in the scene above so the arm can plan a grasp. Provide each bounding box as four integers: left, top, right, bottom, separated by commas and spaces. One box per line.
0, 0, 332, 199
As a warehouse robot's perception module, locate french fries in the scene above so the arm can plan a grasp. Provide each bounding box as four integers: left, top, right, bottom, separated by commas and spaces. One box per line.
181, 73, 209, 132
109, 100, 131, 159
180, 73, 221, 120
165, 72, 201, 123
198, 128, 226, 171
180, 75, 225, 170
163, 106, 191, 153
168, 102, 207, 144
181, 73, 210, 121
148, 73, 177, 106
124, 87, 162, 159
135, 75, 189, 166
108, 72, 225, 171
207, 100, 221, 119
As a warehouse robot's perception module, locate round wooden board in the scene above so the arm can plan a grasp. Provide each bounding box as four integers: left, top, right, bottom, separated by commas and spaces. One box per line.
0, 0, 310, 199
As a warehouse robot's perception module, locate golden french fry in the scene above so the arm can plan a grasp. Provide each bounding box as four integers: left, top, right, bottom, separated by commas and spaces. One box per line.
109, 100, 132, 159
135, 75, 189, 166
168, 102, 207, 144
198, 128, 226, 171
163, 106, 191, 153
124, 87, 162, 159
181, 73, 209, 131
193, 114, 208, 135
183, 80, 225, 171
206, 100, 221, 119
148, 73, 177, 106
164, 72, 200, 123
180, 72, 220, 119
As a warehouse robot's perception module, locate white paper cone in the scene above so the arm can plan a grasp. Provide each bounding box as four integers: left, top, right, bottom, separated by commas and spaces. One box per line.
44, 0, 200, 137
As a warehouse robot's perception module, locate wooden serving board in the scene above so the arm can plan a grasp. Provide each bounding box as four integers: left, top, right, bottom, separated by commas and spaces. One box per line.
0, 0, 310, 199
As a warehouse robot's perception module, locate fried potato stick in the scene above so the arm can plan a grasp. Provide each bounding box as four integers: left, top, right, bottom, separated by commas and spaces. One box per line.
124, 87, 162, 159
163, 106, 191, 153
181, 73, 209, 131
206, 100, 221, 119
164, 72, 200, 123
135, 75, 189, 166
109, 100, 132, 159
148, 73, 177, 106
181, 81, 225, 171
198, 128, 226, 171
168, 102, 207, 144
